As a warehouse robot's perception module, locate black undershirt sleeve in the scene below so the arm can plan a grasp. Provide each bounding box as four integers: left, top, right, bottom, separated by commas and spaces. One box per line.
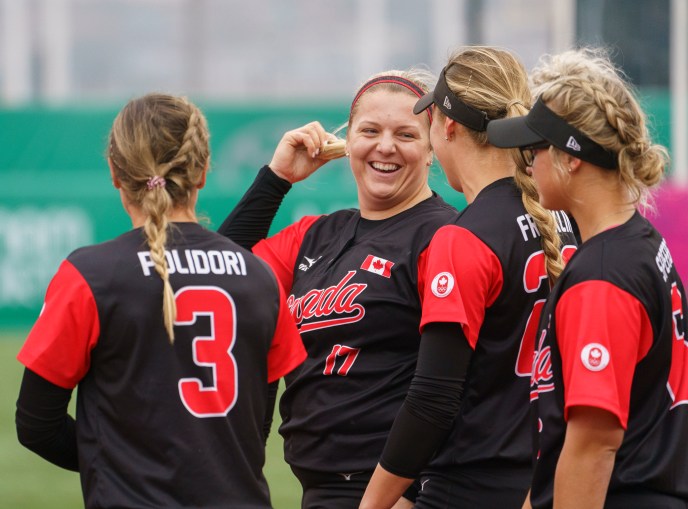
262, 380, 280, 444
380, 322, 473, 479
15, 368, 79, 471
216, 165, 292, 249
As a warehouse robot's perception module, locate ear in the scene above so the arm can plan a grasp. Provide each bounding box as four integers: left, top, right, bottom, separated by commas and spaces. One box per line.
425, 148, 434, 167
444, 117, 457, 141
108, 158, 122, 189
565, 154, 583, 173
197, 161, 209, 189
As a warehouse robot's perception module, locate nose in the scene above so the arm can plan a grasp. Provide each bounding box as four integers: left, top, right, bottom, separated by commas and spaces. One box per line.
376, 133, 396, 154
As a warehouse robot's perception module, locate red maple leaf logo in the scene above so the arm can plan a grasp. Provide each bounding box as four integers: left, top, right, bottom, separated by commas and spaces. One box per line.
372, 259, 384, 271
439, 276, 448, 286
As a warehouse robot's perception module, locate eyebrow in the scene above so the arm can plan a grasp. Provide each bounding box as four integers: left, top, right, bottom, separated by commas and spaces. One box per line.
355, 120, 423, 131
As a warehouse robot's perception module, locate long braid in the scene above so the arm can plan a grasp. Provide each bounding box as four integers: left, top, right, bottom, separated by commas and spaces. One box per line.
109, 94, 210, 343
141, 174, 175, 341
514, 166, 565, 282
443, 46, 565, 283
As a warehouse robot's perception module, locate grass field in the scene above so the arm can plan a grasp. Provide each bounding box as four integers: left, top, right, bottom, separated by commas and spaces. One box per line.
0, 333, 301, 508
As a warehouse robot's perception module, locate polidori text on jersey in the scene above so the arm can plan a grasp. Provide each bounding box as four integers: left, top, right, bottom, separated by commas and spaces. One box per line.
137, 249, 247, 276
517, 210, 573, 242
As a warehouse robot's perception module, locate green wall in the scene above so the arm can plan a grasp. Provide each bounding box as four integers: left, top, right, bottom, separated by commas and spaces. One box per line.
0, 102, 466, 328
0, 90, 672, 328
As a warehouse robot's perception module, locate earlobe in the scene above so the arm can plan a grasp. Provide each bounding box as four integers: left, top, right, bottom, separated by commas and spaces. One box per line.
567, 155, 583, 173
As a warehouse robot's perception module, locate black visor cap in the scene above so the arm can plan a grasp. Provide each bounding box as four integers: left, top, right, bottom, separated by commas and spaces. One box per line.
413, 68, 490, 132
487, 98, 618, 169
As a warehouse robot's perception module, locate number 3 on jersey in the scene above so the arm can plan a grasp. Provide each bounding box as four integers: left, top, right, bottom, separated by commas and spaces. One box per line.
668, 282, 688, 409
175, 286, 239, 418
515, 247, 576, 377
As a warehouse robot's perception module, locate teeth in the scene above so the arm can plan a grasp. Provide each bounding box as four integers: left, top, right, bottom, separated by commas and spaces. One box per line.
370, 162, 400, 172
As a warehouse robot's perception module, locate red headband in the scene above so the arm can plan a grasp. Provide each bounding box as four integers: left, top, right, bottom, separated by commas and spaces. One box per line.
350, 76, 433, 122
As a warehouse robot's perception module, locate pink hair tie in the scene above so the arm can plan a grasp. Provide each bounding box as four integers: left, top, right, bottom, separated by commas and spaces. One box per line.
146, 175, 166, 190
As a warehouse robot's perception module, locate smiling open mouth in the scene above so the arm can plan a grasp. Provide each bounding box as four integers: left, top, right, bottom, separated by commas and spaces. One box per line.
370, 162, 400, 173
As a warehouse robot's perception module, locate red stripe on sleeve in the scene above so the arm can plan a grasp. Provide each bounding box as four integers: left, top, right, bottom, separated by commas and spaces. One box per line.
556, 281, 653, 428
266, 280, 307, 383
17, 260, 100, 389
419, 225, 503, 347
252, 215, 322, 293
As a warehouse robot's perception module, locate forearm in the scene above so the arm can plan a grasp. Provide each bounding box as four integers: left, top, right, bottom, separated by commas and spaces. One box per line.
361, 323, 471, 509
553, 407, 622, 509
554, 445, 615, 508
16, 368, 79, 471
216, 165, 291, 249
522, 490, 532, 509
262, 380, 279, 444
359, 464, 414, 509
379, 322, 470, 478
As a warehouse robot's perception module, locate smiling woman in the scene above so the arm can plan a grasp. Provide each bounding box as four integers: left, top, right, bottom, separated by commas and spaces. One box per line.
346, 87, 434, 219
216, 68, 458, 508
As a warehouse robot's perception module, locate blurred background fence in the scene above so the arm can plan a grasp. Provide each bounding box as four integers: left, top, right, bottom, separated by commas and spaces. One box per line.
1, 0, 685, 330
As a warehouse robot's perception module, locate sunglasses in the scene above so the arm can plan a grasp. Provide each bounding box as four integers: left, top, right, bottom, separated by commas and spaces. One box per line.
520, 142, 551, 167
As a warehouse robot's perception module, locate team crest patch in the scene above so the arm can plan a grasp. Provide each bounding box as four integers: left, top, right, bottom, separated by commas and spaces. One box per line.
360, 254, 394, 278
431, 272, 454, 298
580, 343, 610, 372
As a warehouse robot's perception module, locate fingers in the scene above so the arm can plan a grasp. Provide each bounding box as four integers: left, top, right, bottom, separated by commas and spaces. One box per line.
269, 121, 344, 183
284, 121, 330, 158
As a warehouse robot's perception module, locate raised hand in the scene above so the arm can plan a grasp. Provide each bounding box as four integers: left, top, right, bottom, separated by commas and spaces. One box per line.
268, 121, 344, 184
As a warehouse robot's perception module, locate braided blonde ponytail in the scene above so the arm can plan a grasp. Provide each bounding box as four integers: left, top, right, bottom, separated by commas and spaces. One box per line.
109, 94, 210, 343
141, 178, 176, 341
513, 167, 565, 282
443, 46, 564, 283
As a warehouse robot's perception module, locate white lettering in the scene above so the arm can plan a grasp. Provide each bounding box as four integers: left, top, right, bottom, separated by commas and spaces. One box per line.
517, 215, 531, 241
138, 251, 156, 276
171, 250, 189, 274
656, 239, 673, 282
138, 249, 248, 277
517, 213, 540, 241
191, 250, 210, 274
208, 251, 224, 274
223, 251, 247, 276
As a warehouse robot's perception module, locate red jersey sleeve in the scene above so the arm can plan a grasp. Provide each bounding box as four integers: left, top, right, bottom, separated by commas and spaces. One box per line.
266, 281, 306, 383
17, 260, 100, 389
419, 225, 503, 347
252, 215, 322, 292
556, 281, 653, 428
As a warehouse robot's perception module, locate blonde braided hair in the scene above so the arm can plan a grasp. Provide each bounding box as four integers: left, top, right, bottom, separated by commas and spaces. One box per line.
109, 94, 210, 342
531, 48, 668, 208
443, 46, 565, 283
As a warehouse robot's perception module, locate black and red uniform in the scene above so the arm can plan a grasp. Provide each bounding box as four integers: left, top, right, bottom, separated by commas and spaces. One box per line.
220, 167, 457, 505
391, 178, 577, 508
17, 222, 305, 509
530, 212, 688, 509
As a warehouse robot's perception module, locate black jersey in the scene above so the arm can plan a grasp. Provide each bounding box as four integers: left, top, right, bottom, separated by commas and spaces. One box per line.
18, 223, 305, 509
418, 178, 577, 469
251, 193, 457, 473
530, 212, 688, 508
